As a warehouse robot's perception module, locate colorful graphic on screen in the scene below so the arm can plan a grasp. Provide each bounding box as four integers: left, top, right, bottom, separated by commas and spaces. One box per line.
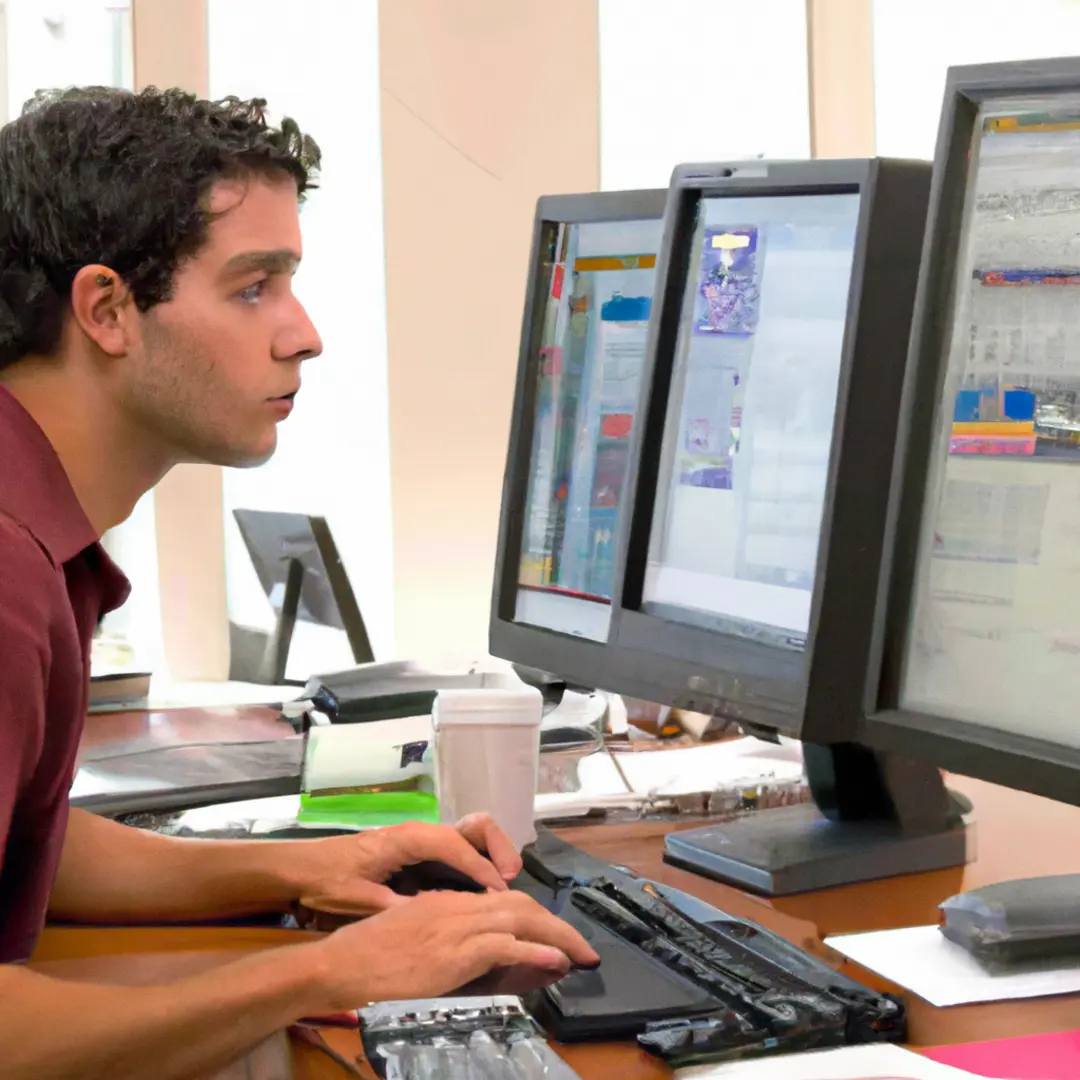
695, 226, 761, 337
513, 216, 663, 641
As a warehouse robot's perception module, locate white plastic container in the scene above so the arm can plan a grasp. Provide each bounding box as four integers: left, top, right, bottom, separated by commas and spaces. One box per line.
433, 684, 543, 851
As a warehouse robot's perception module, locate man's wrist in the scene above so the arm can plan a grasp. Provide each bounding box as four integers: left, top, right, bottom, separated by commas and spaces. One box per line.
207, 838, 322, 914
273, 938, 339, 1016
245, 838, 324, 907
286, 935, 363, 1017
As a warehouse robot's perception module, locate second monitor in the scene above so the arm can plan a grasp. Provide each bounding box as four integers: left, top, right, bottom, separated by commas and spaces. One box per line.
605, 160, 951, 894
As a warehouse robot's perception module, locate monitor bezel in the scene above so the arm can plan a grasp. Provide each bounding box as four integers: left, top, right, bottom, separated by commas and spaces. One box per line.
606, 158, 932, 740
863, 57, 1080, 804
488, 188, 669, 692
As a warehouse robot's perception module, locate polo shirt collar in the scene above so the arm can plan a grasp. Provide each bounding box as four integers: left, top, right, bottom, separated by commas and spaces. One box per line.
0, 384, 100, 566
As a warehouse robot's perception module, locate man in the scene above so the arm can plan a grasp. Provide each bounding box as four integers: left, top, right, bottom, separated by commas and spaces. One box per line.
0, 87, 597, 1078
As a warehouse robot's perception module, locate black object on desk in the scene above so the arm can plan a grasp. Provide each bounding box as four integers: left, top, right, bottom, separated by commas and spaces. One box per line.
516, 831, 905, 1068
385, 860, 488, 896
302, 660, 566, 725
940, 874, 1080, 969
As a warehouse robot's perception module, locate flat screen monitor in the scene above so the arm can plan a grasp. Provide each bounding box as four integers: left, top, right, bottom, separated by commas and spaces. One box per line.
867, 57, 1080, 807
231, 509, 374, 685
594, 160, 969, 897
607, 160, 932, 743
489, 189, 668, 689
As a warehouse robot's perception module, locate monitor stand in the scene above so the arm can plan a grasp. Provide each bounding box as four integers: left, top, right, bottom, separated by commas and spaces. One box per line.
662, 743, 971, 896
229, 557, 305, 686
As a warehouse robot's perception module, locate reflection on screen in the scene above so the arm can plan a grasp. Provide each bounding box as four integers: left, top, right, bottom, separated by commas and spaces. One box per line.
515, 217, 663, 640
641, 192, 860, 649
903, 95, 1080, 748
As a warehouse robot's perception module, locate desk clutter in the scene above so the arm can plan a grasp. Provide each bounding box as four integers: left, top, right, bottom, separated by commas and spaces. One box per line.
360, 997, 583, 1080
90, 667, 809, 841
347, 831, 905, 1075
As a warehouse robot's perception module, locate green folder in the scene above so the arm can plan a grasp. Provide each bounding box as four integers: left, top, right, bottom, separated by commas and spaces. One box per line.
298, 790, 439, 829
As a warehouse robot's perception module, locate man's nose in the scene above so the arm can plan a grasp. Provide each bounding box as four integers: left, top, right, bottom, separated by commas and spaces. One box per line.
278, 300, 323, 362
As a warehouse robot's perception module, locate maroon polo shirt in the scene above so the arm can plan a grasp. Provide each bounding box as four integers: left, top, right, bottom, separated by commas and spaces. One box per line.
0, 385, 129, 962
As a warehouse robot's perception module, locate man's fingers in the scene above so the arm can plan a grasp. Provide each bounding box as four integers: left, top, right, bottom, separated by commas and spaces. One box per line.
476, 892, 600, 967
379, 823, 508, 892
456, 813, 523, 882
468, 932, 572, 976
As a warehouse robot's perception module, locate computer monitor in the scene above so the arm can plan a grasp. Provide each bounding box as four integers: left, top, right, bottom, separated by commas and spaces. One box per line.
601, 159, 954, 895
489, 189, 669, 690
231, 509, 375, 685
865, 58, 1080, 808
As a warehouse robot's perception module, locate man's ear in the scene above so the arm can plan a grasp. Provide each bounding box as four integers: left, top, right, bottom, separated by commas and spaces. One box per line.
69, 264, 133, 357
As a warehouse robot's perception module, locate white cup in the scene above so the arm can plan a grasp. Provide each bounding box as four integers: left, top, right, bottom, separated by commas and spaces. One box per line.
433, 685, 543, 851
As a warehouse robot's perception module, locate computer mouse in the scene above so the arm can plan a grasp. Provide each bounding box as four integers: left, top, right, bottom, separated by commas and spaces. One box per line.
385, 859, 488, 896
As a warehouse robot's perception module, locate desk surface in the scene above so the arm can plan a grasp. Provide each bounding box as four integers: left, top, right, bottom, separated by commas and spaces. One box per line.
79, 704, 292, 762
52, 711, 1080, 1078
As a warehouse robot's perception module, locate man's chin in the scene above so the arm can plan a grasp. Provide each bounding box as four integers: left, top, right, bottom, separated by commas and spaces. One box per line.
203, 434, 278, 470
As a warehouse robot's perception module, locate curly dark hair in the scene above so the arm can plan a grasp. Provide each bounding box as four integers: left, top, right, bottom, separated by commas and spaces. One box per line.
0, 86, 321, 371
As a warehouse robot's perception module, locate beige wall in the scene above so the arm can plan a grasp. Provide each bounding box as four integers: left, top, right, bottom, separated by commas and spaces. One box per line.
130, 1, 880, 671
806, 0, 876, 157
133, 0, 230, 681
379, 0, 600, 658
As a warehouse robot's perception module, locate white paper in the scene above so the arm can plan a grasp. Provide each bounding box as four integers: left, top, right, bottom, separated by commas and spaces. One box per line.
304, 714, 433, 792
677, 1043, 981, 1079
825, 923, 1080, 1008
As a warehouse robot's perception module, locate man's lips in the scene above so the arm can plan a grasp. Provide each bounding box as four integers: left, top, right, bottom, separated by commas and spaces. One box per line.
269, 389, 299, 416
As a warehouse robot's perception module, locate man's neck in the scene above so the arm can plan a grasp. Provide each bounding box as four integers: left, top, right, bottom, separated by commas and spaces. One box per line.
0, 360, 172, 536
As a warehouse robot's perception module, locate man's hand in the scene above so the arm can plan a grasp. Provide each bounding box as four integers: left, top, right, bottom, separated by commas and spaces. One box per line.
0, 888, 600, 1080
288, 813, 523, 915
51, 808, 524, 926
302, 889, 600, 1012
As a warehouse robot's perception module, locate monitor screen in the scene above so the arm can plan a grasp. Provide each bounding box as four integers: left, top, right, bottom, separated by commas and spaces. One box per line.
901, 95, 1080, 748
514, 216, 663, 641
640, 192, 861, 650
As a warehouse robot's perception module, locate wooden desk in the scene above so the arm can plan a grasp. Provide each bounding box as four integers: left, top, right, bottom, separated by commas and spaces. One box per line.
32, 770, 1080, 1078
52, 708, 1080, 1071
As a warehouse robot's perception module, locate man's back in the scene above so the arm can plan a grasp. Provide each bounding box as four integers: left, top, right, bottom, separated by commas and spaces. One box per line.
0, 385, 129, 961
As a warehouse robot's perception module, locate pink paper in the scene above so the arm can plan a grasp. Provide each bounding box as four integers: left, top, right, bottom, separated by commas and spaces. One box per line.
925, 1029, 1080, 1079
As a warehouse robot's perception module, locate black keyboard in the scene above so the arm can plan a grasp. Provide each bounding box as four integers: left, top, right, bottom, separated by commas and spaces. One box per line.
518, 832, 904, 1068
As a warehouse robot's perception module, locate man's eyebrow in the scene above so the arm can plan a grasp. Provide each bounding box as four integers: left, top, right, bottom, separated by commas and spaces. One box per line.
219, 249, 301, 278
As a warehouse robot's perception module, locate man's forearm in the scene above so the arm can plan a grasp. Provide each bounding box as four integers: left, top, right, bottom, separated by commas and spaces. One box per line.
2, 942, 324, 1080
50, 809, 312, 923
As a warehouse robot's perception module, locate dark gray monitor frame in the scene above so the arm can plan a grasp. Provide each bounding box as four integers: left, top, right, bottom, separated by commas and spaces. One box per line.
488, 188, 671, 693
863, 57, 1080, 806
232, 509, 375, 685
605, 158, 932, 743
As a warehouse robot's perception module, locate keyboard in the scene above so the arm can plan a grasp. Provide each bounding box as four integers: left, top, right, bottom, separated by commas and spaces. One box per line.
517, 831, 905, 1069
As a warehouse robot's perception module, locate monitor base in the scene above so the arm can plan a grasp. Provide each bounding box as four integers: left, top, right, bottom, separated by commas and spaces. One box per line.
663, 742, 972, 896
663, 801, 970, 896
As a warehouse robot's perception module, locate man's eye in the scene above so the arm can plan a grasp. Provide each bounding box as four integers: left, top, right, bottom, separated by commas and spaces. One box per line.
238, 280, 266, 304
